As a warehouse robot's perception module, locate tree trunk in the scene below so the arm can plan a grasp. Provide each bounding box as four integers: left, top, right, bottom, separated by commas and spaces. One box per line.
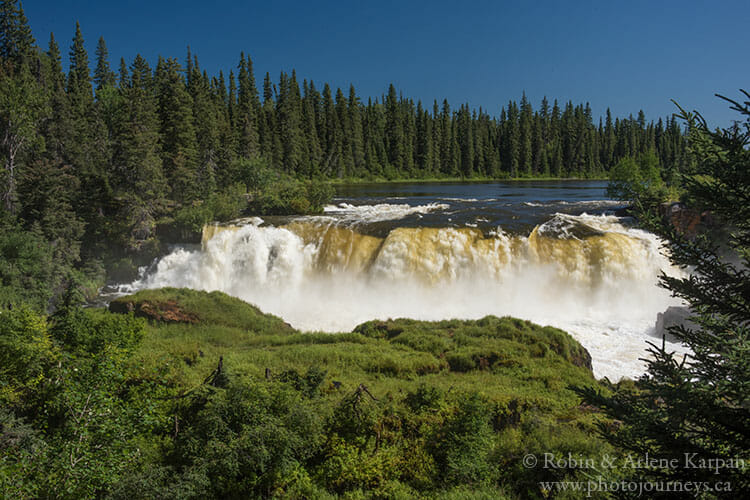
2, 131, 20, 214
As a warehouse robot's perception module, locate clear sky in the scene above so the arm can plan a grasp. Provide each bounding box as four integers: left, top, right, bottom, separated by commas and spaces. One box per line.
23, 0, 749, 126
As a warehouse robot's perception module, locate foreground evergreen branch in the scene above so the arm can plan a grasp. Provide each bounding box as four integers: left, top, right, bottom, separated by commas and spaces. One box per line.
579, 91, 750, 498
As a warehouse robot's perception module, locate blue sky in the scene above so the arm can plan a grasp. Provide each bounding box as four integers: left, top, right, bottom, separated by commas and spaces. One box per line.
24, 0, 749, 126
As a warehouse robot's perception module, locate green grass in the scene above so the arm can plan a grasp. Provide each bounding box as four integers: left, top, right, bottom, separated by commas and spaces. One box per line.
110, 288, 614, 498
120, 288, 601, 419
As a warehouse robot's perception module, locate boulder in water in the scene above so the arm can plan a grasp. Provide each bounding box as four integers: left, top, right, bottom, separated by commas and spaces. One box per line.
654, 306, 697, 343
536, 213, 605, 239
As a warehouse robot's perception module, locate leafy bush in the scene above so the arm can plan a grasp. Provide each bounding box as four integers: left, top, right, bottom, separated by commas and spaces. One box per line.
431, 393, 497, 486
248, 177, 333, 215
607, 150, 669, 203
0, 223, 57, 310
446, 351, 477, 372
0, 303, 158, 499
405, 385, 444, 413
165, 381, 326, 498
50, 307, 145, 354
168, 184, 248, 241
235, 155, 275, 192
0, 307, 57, 405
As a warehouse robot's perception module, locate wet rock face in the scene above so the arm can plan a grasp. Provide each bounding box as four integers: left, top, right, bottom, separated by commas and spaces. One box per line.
109, 299, 200, 324
570, 347, 593, 372
654, 306, 697, 343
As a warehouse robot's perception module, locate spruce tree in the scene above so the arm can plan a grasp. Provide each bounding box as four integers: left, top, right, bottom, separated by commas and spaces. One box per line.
519, 92, 533, 176
505, 100, 520, 178
552, 138, 563, 177
404, 98, 417, 175
66, 22, 98, 172
362, 98, 378, 175
0, 0, 34, 66
93, 36, 115, 91
118, 57, 128, 87
335, 87, 353, 177
43, 33, 71, 164
188, 56, 218, 196
385, 84, 404, 172
109, 54, 165, 247
348, 85, 365, 177
301, 80, 323, 177
155, 57, 199, 203
540, 96, 550, 143
227, 70, 236, 131
310, 80, 325, 150
580, 93, 750, 496
561, 102, 575, 175
531, 113, 543, 176
321, 83, 340, 176
0, 58, 47, 214
473, 110, 486, 176
458, 104, 474, 178
236, 52, 259, 158
213, 70, 238, 188
259, 72, 276, 162
604, 108, 615, 167
66, 22, 113, 246
440, 99, 452, 175
277, 70, 304, 175
372, 98, 388, 173
415, 101, 433, 176
25, 32, 86, 262
68, 22, 92, 99
431, 100, 441, 174
449, 112, 460, 177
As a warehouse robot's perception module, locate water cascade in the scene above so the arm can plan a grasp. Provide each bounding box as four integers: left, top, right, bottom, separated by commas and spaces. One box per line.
126, 211, 687, 380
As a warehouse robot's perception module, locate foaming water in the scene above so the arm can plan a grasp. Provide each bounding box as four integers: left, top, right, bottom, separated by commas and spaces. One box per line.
124, 209, 688, 381
322, 202, 449, 222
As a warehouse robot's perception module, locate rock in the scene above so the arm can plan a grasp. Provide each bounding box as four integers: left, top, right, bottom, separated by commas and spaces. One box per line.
654, 306, 697, 343
658, 202, 714, 239
570, 347, 593, 372
613, 205, 633, 217
109, 299, 200, 324
108, 300, 135, 314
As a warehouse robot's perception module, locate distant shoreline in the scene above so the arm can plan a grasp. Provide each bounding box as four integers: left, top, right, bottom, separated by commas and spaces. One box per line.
329, 176, 610, 185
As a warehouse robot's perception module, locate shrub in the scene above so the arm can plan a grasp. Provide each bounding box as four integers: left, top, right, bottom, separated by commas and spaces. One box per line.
607, 150, 668, 203
51, 307, 145, 354
0, 306, 57, 405
431, 393, 497, 486
248, 178, 333, 215
0, 224, 57, 310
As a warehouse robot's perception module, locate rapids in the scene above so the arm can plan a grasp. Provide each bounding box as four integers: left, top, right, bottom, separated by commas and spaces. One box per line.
121, 198, 690, 381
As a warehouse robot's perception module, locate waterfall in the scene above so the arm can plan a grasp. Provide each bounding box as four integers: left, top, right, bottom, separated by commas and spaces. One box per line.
126, 212, 688, 380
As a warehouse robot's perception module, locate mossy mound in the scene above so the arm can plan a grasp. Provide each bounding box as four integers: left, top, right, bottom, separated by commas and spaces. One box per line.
355, 316, 592, 371
109, 287, 294, 333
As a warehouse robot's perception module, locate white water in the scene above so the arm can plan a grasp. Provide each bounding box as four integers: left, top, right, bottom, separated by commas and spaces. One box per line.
124, 209, 689, 381
322, 202, 450, 222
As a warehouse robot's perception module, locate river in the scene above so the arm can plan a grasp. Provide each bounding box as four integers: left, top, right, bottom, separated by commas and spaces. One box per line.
118, 180, 688, 381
